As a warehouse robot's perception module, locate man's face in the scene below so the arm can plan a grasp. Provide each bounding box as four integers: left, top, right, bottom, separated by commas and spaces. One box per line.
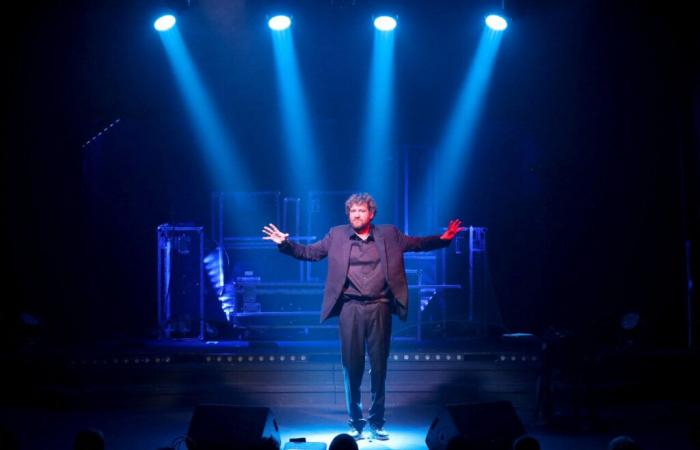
348, 202, 374, 231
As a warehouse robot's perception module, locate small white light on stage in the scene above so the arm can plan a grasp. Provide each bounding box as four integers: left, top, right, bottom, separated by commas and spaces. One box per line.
500, 355, 506, 361
144, 357, 150, 363
280, 356, 286, 361
269, 356, 275, 362
436, 355, 441, 360
403, 354, 409, 360
227, 356, 233, 362
301, 355, 307, 361
446, 355, 452, 361
248, 356, 254, 362
123, 359, 129, 364
521, 356, 527, 361
414, 355, 420, 360
621, 311, 641, 331
82, 119, 121, 149
216, 356, 223, 362
511, 356, 516, 361
155, 357, 160, 363
238, 356, 243, 362
205, 356, 212, 362
165, 357, 171, 363
258, 356, 265, 362
373, 15, 397, 31
291, 356, 296, 361
134, 358, 140, 364
268, 15, 292, 31
425, 355, 431, 360
485, 14, 508, 31
393, 355, 399, 360
154, 14, 177, 32
457, 355, 463, 360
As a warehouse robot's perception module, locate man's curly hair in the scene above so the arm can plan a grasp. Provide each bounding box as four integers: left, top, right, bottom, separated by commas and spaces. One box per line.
345, 192, 377, 216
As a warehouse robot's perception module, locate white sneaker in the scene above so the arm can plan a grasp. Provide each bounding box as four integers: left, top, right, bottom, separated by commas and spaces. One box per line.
347, 427, 364, 440
369, 425, 389, 440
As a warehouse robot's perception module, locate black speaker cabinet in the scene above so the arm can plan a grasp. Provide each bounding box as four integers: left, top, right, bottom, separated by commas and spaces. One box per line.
425, 401, 525, 450
187, 404, 281, 450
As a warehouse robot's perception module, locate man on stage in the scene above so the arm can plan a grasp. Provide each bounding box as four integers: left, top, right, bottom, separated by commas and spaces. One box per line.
262, 192, 463, 440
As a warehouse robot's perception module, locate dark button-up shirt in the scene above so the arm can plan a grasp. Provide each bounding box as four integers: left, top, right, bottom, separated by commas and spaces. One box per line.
342, 232, 391, 300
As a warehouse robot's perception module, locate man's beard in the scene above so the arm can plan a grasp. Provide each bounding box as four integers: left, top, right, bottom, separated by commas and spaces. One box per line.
351, 219, 368, 231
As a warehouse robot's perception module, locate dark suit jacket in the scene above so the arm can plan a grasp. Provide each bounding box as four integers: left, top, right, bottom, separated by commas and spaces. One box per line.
279, 223, 450, 322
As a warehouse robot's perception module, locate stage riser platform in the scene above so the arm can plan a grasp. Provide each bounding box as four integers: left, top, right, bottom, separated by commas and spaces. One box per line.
21, 358, 539, 418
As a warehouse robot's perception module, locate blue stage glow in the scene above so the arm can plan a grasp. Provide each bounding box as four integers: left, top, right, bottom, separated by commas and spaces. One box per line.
158, 27, 251, 191
275, 408, 432, 450
485, 14, 508, 31
374, 15, 397, 31
271, 28, 321, 191
268, 15, 292, 31
154, 14, 176, 32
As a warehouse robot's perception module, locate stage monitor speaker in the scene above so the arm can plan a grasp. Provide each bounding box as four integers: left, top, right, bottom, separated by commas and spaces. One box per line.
425, 401, 525, 450
187, 404, 280, 450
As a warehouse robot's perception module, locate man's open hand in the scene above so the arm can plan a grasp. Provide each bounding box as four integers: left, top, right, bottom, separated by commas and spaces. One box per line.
262, 223, 289, 244
440, 219, 466, 240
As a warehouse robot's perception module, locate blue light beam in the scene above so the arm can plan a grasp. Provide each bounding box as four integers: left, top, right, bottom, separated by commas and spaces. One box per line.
158, 28, 251, 191
427, 28, 504, 215
360, 27, 396, 202
271, 28, 321, 193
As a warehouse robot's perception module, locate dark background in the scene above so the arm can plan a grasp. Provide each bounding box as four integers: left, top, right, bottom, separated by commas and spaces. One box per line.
5, 0, 698, 347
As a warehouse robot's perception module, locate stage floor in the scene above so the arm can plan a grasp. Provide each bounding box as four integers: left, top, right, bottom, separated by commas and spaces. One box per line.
9, 335, 543, 413
4, 336, 699, 449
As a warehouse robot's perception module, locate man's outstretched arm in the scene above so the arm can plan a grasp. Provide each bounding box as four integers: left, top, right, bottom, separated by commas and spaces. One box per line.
262, 223, 330, 261
399, 219, 466, 252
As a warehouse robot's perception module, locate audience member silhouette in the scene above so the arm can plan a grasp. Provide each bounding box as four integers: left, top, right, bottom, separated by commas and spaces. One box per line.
443, 433, 540, 450
689, 423, 700, 450
445, 434, 475, 450
329, 433, 359, 450
74, 429, 105, 450
608, 435, 641, 450
250, 436, 281, 450
513, 435, 541, 450
0, 424, 19, 450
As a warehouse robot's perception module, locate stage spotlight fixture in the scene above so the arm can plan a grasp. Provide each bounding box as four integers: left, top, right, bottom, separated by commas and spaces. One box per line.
373, 15, 397, 31
153, 0, 192, 31
268, 15, 292, 31
485, 13, 508, 31
154, 14, 176, 31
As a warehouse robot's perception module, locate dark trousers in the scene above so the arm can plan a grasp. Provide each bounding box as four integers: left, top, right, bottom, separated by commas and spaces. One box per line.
338, 299, 392, 430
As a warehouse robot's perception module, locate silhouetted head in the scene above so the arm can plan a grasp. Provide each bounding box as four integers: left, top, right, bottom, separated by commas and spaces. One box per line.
74, 429, 104, 450
513, 435, 540, 450
0, 424, 19, 450
329, 433, 359, 450
446, 434, 475, 450
608, 435, 640, 450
